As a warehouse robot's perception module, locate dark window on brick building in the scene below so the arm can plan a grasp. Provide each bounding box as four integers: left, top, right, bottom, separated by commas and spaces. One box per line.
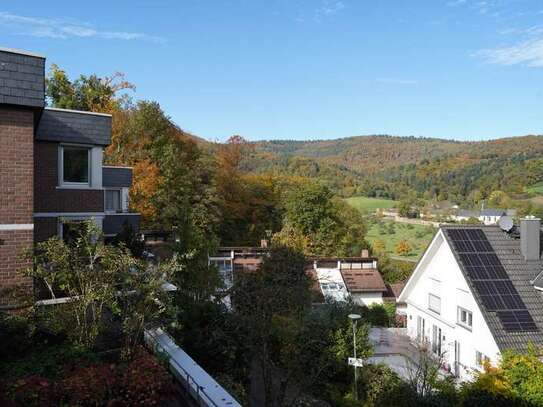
62, 146, 89, 184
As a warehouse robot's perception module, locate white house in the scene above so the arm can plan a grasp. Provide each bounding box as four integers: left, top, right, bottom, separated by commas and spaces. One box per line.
452, 208, 512, 225
479, 209, 507, 225
398, 218, 543, 381
311, 255, 388, 306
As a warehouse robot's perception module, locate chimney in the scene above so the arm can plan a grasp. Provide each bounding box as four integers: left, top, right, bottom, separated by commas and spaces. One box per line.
521, 216, 541, 261
361, 249, 370, 258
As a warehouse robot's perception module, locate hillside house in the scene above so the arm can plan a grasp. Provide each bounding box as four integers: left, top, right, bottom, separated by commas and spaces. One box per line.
310, 252, 388, 306
398, 218, 543, 381
0, 47, 139, 304
208, 245, 270, 290
209, 247, 390, 307
452, 208, 516, 225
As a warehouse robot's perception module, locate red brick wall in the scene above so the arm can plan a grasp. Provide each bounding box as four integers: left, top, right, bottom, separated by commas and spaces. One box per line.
0, 106, 34, 303
0, 230, 33, 303
34, 141, 104, 213
0, 107, 34, 224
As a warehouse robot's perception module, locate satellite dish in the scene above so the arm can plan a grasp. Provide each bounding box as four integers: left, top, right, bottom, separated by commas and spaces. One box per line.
499, 216, 514, 232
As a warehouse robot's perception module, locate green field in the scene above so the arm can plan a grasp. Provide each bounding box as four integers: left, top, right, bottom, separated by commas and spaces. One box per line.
526, 182, 543, 195
345, 196, 398, 212
366, 218, 435, 262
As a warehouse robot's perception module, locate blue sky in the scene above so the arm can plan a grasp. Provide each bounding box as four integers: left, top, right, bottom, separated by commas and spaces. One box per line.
2, 1, 543, 142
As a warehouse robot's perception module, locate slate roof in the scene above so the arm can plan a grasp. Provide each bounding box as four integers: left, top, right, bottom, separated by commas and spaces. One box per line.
534, 272, 543, 291
36, 108, 112, 146
481, 209, 506, 217
0, 48, 45, 108
442, 224, 543, 352
384, 281, 407, 299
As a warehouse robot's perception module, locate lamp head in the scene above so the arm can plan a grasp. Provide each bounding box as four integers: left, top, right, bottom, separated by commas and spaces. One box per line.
348, 313, 361, 321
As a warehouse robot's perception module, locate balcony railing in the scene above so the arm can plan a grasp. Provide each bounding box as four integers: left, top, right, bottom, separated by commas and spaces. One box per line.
103, 212, 140, 236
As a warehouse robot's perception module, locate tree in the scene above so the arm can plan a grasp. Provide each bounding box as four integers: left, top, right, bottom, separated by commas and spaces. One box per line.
398, 200, 412, 218
232, 246, 311, 407
25, 221, 172, 355
214, 137, 283, 246
358, 364, 415, 407
395, 240, 412, 256
405, 340, 445, 398
46, 64, 134, 112
274, 182, 368, 257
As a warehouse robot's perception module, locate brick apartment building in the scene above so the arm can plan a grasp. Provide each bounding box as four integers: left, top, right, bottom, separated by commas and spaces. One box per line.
0, 47, 139, 304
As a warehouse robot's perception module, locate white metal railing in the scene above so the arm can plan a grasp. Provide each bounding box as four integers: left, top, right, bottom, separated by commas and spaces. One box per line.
144, 327, 241, 407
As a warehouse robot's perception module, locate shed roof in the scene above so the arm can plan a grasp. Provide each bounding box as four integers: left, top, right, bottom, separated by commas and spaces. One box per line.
340, 268, 387, 293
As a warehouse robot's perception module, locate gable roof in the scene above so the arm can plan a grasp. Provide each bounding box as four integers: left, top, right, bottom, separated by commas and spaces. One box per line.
441, 224, 543, 352
481, 209, 506, 217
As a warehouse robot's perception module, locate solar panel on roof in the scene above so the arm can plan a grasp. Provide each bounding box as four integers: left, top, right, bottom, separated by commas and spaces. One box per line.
445, 228, 538, 333
497, 310, 538, 332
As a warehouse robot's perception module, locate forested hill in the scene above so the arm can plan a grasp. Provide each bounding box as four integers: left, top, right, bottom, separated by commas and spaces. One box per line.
244, 135, 543, 203
252, 135, 543, 174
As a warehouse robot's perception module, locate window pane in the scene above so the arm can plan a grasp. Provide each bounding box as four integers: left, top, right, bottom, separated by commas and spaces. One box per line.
468, 313, 472, 326
63, 147, 89, 183
106, 190, 121, 211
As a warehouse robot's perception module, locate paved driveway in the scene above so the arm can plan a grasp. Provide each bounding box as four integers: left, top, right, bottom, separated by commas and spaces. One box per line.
366, 327, 418, 380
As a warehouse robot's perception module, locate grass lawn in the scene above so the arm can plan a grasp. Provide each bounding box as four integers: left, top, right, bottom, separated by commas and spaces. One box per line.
345, 196, 398, 212
526, 182, 543, 195
366, 218, 435, 262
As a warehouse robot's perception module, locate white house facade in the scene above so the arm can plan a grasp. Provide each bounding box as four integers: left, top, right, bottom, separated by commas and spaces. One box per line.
399, 220, 543, 382
312, 257, 387, 306
399, 230, 500, 381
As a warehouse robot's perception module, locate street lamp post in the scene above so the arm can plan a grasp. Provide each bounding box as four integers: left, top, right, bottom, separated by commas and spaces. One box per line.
348, 313, 362, 401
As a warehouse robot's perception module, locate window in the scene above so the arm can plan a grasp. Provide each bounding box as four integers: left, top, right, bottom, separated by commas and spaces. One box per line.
60, 220, 87, 245
105, 189, 121, 212
61, 146, 90, 185
457, 306, 473, 329
428, 294, 441, 314
475, 351, 490, 368
432, 325, 442, 355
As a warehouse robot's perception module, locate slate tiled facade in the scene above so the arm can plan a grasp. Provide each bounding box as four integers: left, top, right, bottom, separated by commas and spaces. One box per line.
0, 47, 139, 305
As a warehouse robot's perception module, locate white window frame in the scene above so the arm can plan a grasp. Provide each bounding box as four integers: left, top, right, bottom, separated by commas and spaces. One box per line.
428, 293, 441, 314
104, 188, 122, 213
59, 144, 92, 188
457, 306, 473, 330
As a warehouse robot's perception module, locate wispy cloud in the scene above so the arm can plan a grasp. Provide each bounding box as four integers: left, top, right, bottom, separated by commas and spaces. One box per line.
0, 11, 164, 43
475, 38, 543, 67
376, 78, 419, 85
446, 0, 467, 6
314, 0, 345, 21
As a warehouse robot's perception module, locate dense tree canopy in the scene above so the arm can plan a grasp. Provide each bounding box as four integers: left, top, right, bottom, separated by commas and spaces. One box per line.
274, 182, 368, 256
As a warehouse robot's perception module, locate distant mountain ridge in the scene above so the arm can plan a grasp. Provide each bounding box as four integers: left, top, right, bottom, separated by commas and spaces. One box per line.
241, 134, 543, 201
251, 134, 543, 174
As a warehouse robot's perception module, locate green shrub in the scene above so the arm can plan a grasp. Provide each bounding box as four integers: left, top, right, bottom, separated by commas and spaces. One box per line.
358, 364, 416, 406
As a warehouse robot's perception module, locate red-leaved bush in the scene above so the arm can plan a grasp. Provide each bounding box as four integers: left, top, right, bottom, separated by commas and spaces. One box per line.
7, 348, 172, 406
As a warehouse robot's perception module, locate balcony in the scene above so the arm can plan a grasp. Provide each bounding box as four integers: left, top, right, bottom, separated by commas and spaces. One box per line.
103, 212, 140, 236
